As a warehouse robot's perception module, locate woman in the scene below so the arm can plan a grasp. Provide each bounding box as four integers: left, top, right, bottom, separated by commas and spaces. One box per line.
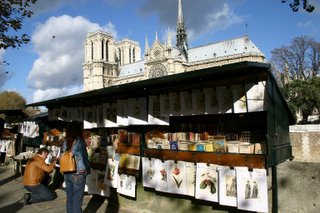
62, 122, 90, 213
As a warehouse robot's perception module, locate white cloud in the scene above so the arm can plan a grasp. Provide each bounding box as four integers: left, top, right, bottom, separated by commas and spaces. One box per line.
27, 15, 117, 102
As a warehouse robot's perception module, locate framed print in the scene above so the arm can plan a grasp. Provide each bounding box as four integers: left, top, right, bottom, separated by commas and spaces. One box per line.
218, 166, 237, 207
195, 163, 218, 202
236, 167, 268, 213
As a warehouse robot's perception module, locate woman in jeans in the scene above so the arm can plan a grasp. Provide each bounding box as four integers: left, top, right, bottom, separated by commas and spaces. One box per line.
62, 122, 90, 213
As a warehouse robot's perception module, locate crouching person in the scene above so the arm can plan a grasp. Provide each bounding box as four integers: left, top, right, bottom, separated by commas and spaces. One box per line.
23, 147, 57, 205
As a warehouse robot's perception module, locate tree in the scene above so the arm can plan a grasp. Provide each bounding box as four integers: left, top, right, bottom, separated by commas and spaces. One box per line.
0, 91, 26, 110
271, 36, 320, 82
281, 0, 315, 12
0, 0, 38, 50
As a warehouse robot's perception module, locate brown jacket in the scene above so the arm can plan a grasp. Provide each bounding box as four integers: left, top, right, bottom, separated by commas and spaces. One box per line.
23, 154, 55, 186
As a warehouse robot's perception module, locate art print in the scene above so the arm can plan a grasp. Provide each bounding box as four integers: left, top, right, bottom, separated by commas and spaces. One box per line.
232, 84, 247, 113
195, 163, 218, 202
142, 157, 156, 188
167, 160, 187, 195
192, 90, 205, 115
245, 81, 266, 112
204, 88, 219, 114
117, 174, 136, 198
128, 98, 148, 125
104, 158, 119, 188
236, 167, 268, 213
154, 159, 168, 192
148, 95, 169, 125
218, 166, 237, 207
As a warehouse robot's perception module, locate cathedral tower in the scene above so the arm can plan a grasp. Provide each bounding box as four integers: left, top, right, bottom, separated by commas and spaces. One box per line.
176, 0, 188, 60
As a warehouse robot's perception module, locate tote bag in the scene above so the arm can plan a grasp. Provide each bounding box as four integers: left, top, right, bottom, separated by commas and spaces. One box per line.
60, 151, 76, 173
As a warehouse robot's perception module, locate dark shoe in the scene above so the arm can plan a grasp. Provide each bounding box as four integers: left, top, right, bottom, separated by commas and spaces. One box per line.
24, 193, 32, 205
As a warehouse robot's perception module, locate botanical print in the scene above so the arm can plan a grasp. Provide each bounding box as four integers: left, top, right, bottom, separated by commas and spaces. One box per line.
167, 160, 187, 195
142, 157, 156, 188
117, 174, 136, 198
155, 159, 168, 192
104, 158, 119, 188
218, 166, 237, 207
195, 163, 218, 202
185, 162, 196, 197
236, 167, 268, 213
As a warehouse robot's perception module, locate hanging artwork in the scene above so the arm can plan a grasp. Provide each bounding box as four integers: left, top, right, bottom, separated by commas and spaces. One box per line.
128, 97, 148, 125
245, 81, 267, 112
180, 91, 193, 116
117, 174, 136, 198
192, 90, 205, 115
104, 158, 119, 188
232, 84, 247, 113
204, 88, 219, 114
117, 99, 128, 126
169, 92, 181, 116
103, 103, 118, 127
195, 163, 219, 202
142, 157, 156, 188
148, 95, 169, 125
218, 166, 237, 207
154, 159, 168, 192
185, 162, 196, 197
236, 167, 268, 213
159, 93, 170, 116
167, 160, 187, 195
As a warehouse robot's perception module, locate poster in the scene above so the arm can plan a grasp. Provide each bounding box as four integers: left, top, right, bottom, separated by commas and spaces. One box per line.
236, 167, 268, 213
195, 163, 219, 202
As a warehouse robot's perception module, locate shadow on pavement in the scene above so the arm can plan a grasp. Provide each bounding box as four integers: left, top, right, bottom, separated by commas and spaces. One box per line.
0, 198, 25, 212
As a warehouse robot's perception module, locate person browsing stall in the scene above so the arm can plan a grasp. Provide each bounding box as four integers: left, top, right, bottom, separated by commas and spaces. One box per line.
23, 147, 57, 205
62, 121, 90, 213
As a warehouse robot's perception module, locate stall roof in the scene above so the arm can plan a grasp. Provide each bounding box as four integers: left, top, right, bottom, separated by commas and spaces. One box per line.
27, 61, 295, 124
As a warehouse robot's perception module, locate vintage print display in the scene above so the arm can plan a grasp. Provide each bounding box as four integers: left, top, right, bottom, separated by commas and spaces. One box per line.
245, 81, 266, 112
217, 86, 233, 113
236, 167, 268, 213
180, 91, 193, 116
159, 93, 170, 116
104, 158, 119, 188
117, 174, 136, 198
218, 166, 237, 207
103, 103, 118, 127
142, 157, 156, 188
185, 162, 196, 197
96, 170, 110, 197
167, 160, 187, 195
204, 88, 219, 114
148, 95, 169, 125
117, 99, 128, 126
232, 84, 247, 113
128, 97, 148, 125
169, 92, 181, 116
192, 90, 205, 115
195, 163, 219, 202
154, 159, 168, 192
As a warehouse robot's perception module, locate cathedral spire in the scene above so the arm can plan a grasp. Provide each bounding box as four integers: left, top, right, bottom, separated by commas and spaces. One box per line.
176, 0, 188, 60
145, 35, 150, 55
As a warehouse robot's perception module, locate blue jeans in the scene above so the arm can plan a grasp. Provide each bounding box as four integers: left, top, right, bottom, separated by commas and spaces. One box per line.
64, 173, 87, 213
24, 184, 57, 203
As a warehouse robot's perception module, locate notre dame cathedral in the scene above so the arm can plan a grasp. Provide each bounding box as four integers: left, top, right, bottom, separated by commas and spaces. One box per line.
83, 0, 265, 92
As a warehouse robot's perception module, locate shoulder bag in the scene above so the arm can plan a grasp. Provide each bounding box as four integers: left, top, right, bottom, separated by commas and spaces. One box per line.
60, 150, 76, 174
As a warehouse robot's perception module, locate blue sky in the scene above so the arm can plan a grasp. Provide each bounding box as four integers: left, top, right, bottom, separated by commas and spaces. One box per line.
0, 0, 319, 104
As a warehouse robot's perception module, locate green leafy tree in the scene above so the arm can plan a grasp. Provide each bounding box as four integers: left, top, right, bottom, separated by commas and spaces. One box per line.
281, 0, 315, 12
0, 0, 38, 50
0, 91, 26, 110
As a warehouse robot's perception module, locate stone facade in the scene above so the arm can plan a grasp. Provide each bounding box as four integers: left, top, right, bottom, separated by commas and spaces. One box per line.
83, 0, 265, 92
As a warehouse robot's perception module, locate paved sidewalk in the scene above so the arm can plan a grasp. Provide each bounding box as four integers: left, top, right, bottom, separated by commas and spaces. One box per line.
0, 162, 129, 213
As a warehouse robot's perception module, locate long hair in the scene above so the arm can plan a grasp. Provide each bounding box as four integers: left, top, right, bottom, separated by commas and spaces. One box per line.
65, 121, 83, 150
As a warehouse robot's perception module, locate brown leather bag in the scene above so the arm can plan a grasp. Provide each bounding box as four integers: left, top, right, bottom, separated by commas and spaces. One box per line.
59, 151, 76, 174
